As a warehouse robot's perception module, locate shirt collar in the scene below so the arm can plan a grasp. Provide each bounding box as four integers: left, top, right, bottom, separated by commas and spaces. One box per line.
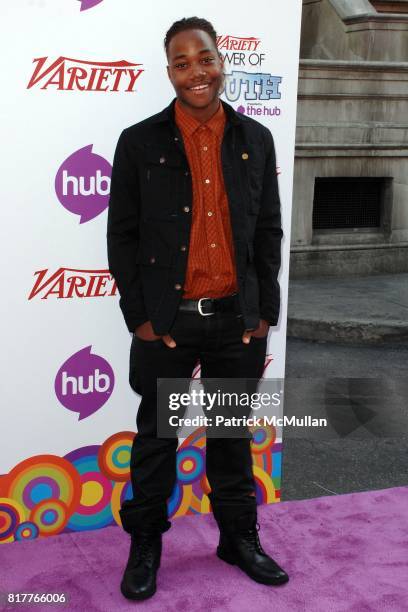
175, 98, 226, 137
150, 97, 243, 127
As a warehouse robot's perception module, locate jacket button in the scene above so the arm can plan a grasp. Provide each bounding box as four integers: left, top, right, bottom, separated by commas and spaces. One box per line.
183, 206, 190, 213
159, 157, 166, 164
150, 257, 156, 264
180, 245, 187, 251
185, 171, 189, 176
242, 153, 249, 160
174, 283, 182, 290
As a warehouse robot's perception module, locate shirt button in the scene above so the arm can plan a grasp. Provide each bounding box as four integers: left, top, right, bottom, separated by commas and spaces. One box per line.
183, 206, 190, 213
203, 146, 208, 151
174, 283, 182, 290
159, 157, 166, 164
205, 178, 210, 184
207, 211, 213, 216
210, 243, 216, 248
149, 257, 156, 264
180, 245, 187, 251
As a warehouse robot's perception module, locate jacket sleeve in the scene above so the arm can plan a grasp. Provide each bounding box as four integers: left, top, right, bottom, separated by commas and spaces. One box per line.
253, 127, 283, 327
107, 129, 148, 333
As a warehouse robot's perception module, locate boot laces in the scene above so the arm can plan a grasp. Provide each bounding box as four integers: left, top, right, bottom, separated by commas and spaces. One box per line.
239, 522, 265, 554
130, 532, 159, 567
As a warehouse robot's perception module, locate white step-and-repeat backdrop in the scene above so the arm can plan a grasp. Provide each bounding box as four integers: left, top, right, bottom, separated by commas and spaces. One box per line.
0, 0, 301, 542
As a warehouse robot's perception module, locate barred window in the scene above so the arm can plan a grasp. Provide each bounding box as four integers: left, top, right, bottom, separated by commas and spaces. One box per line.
312, 178, 384, 230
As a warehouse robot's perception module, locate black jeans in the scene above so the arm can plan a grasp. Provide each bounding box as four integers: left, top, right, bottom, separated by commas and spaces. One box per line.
119, 308, 267, 535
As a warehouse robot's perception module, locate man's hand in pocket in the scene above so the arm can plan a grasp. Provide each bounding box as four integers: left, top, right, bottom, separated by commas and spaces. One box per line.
242, 319, 269, 344
135, 321, 176, 348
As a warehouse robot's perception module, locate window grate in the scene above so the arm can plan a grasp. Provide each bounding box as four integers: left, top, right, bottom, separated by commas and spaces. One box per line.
313, 178, 383, 230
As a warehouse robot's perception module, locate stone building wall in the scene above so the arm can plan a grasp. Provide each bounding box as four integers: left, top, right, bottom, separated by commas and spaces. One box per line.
291, 0, 408, 278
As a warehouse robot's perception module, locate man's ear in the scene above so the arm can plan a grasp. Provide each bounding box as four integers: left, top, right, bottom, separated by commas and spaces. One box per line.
166, 65, 171, 80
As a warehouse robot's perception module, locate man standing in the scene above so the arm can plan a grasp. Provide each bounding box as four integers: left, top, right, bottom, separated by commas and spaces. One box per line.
107, 16, 288, 601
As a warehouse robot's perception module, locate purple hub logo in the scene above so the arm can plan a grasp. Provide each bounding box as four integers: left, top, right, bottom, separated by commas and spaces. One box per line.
55, 346, 114, 420
55, 145, 112, 224
237, 104, 281, 117
78, 0, 104, 11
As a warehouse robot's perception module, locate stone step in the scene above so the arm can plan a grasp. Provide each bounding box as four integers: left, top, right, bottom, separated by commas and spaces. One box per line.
287, 273, 408, 345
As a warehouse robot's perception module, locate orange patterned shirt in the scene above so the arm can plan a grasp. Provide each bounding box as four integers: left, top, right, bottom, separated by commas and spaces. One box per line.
175, 99, 238, 299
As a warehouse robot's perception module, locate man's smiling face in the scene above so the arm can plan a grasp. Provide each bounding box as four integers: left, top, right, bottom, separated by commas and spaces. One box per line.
166, 28, 224, 114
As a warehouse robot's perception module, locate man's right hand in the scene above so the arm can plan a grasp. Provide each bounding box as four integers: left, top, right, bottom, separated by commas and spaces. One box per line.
134, 320, 162, 341
134, 321, 177, 348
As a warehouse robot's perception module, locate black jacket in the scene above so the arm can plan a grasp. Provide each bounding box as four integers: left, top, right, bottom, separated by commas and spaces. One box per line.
107, 98, 283, 335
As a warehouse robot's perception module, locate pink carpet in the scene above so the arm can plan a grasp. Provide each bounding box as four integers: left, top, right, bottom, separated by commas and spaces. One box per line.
1, 487, 407, 611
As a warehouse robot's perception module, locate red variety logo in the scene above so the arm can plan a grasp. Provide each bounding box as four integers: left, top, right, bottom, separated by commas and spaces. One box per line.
28, 268, 117, 300
216, 35, 261, 52
27, 57, 144, 92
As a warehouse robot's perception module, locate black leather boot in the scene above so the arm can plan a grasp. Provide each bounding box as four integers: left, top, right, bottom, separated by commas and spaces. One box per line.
213, 502, 289, 586
120, 529, 163, 600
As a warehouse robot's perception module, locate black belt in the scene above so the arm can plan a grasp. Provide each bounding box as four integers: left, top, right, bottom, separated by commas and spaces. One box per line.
178, 293, 241, 316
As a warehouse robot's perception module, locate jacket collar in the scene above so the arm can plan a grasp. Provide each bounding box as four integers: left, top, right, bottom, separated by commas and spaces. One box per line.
151, 97, 243, 127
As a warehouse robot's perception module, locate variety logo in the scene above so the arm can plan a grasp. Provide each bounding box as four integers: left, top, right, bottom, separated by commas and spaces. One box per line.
55, 145, 111, 223
27, 57, 144, 92
28, 268, 117, 300
217, 35, 261, 52
55, 346, 114, 420
217, 34, 264, 68
78, 0, 103, 10
224, 71, 282, 102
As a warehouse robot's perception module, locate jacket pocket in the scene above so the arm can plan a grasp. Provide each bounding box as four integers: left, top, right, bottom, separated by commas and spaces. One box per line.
143, 145, 182, 220
238, 145, 263, 215
136, 240, 173, 267
137, 240, 174, 317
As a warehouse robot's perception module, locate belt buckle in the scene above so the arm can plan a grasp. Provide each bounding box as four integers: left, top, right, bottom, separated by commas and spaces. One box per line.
198, 297, 215, 316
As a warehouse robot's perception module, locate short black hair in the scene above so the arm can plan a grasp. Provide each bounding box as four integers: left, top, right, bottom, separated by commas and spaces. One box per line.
164, 17, 217, 56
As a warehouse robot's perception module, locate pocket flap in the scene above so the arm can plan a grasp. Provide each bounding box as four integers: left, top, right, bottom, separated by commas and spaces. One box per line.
145, 145, 182, 168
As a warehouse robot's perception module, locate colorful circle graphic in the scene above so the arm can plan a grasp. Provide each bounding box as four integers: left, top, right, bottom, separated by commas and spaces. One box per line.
190, 472, 210, 508
98, 431, 135, 482
253, 465, 276, 504
14, 521, 39, 541
0, 421, 279, 540
200, 493, 211, 514
5, 455, 81, 518
179, 427, 206, 450
199, 473, 211, 496
111, 481, 133, 527
64, 446, 113, 531
250, 424, 276, 454
0, 498, 26, 541
177, 447, 205, 484
170, 484, 193, 518
167, 482, 183, 517
30, 499, 68, 536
